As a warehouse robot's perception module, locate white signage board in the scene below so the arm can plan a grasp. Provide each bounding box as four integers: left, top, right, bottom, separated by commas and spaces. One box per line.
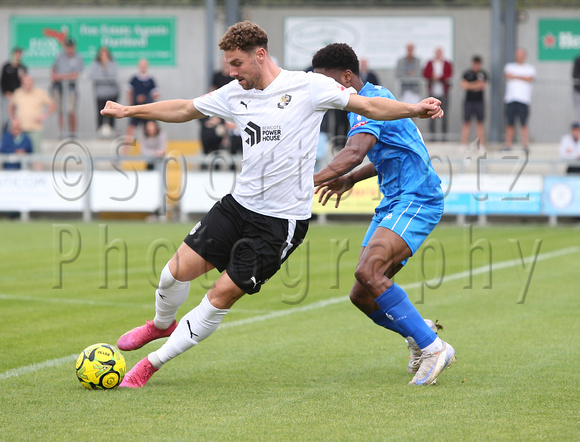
284, 16, 454, 70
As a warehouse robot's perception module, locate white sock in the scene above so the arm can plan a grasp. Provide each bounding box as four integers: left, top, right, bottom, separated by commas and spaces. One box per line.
152, 295, 229, 365
421, 336, 444, 353
153, 263, 191, 329
147, 352, 163, 369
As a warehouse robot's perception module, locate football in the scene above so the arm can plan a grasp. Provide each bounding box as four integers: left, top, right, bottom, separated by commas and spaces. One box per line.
75, 343, 126, 390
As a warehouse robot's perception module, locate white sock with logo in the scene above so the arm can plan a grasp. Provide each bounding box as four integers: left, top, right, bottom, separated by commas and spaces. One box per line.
153, 263, 191, 330
149, 294, 229, 368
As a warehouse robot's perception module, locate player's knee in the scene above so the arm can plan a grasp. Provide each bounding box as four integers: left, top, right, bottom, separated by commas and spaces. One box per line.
354, 265, 376, 290
349, 288, 365, 306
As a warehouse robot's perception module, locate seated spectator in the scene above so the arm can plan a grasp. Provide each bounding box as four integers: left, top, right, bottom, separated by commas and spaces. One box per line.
199, 117, 239, 170
1, 119, 32, 170
200, 116, 227, 153
225, 121, 242, 155
138, 120, 166, 170
559, 122, 580, 174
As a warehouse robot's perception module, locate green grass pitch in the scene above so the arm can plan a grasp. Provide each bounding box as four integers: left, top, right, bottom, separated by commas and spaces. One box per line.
0, 220, 578, 439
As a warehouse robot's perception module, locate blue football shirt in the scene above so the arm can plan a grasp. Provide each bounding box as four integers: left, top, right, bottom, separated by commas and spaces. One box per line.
347, 83, 442, 210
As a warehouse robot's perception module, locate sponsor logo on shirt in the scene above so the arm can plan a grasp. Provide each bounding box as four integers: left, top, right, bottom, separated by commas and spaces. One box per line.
244, 122, 282, 146
244, 121, 261, 146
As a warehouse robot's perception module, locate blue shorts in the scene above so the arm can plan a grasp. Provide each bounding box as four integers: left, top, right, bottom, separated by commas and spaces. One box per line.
361, 197, 443, 265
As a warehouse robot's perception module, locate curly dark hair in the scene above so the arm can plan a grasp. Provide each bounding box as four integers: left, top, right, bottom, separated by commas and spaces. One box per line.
218, 21, 269, 53
311, 43, 360, 76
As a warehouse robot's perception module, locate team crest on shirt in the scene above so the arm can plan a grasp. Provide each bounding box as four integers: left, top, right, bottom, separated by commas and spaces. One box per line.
277, 94, 292, 109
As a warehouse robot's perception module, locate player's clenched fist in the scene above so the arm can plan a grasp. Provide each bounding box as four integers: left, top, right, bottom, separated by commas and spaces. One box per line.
414, 97, 444, 120
100, 101, 127, 119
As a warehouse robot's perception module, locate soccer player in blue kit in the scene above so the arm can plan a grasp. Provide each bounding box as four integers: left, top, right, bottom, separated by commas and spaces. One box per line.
312, 43, 456, 386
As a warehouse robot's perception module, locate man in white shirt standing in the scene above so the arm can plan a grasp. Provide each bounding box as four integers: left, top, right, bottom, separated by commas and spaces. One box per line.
504, 48, 536, 152
100, 21, 444, 389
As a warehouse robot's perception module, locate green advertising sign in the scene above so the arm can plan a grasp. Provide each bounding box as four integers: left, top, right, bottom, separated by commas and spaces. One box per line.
538, 18, 580, 61
10, 16, 176, 67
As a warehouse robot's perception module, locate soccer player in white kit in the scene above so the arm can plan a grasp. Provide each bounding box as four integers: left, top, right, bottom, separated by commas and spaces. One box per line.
101, 21, 444, 388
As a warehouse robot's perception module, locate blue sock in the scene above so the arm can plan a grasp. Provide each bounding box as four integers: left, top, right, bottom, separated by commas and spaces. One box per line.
367, 309, 406, 338
375, 283, 437, 349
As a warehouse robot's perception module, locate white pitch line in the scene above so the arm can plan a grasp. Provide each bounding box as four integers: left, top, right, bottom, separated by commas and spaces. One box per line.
0, 294, 270, 315
0, 354, 77, 381
0, 294, 152, 309
1, 245, 577, 382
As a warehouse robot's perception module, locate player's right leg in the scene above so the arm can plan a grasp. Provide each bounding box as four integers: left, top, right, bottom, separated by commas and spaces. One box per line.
117, 243, 215, 351
121, 270, 242, 388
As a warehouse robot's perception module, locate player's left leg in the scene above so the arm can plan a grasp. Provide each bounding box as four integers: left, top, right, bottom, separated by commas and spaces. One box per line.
350, 275, 440, 374
355, 227, 437, 345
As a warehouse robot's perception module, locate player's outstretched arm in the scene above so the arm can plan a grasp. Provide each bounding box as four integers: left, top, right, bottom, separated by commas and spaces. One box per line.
345, 95, 443, 121
101, 99, 206, 123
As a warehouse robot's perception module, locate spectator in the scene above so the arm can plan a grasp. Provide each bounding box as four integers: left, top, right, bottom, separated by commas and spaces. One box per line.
423, 47, 453, 141
199, 116, 228, 154
1, 119, 32, 170
211, 58, 232, 90
572, 54, 580, 123
504, 48, 535, 152
126, 58, 160, 139
51, 38, 83, 138
559, 122, 580, 174
395, 42, 422, 104
359, 58, 380, 85
9, 74, 56, 153
89, 46, 119, 138
1, 47, 27, 132
138, 120, 166, 170
210, 59, 241, 154
460, 55, 488, 151
225, 120, 242, 155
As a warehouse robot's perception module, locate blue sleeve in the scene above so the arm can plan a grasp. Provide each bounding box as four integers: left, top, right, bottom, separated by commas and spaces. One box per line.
347, 113, 383, 140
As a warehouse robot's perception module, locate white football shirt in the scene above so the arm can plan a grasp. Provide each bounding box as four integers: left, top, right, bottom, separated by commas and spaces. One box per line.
193, 69, 352, 219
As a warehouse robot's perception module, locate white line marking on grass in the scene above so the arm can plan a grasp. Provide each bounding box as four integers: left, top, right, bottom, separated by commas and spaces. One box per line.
0, 294, 152, 309
0, 295, 271, 315
220, 297, 347, 330
1, 245, 577, 382
0, 354, 77, 381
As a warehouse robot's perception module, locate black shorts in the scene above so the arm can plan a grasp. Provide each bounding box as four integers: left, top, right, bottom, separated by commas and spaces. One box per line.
183, 194, 309, 294
505, 101, 529, 126
463, 101, 484, 122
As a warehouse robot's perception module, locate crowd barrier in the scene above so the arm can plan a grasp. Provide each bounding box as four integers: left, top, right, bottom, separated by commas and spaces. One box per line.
1, 153, 579, 226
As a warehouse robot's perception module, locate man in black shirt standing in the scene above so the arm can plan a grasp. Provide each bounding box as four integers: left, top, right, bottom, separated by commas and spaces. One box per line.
1, 47, 27, 132
460, 55, 488, 151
